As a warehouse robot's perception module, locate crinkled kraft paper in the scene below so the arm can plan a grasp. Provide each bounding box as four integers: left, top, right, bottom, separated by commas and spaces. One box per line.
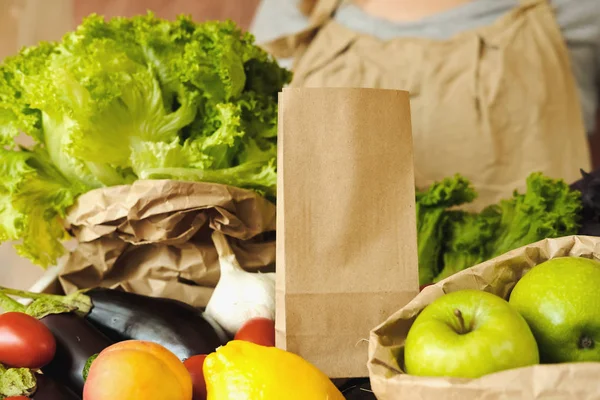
59, 180, 276, 308
368, 235, 600, 400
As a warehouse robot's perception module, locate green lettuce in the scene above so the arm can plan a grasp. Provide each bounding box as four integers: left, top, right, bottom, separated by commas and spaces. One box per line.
0, 13, 291, 267
0, 148, 87, 267
433, 207, 501, 283
488, 172, 582, 257
415, 175, 477, 285
418, 173, 582, 286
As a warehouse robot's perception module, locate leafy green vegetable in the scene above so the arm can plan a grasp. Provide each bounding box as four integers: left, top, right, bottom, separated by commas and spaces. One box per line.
418, 173, 582, 285
0, 13, 291, 267
488, 172, 582, 257
83, 354, 99, 382
0, 363, 37, 398
415, 175, 477, 285
0, 148, 88, 267
433, 207, 501, 283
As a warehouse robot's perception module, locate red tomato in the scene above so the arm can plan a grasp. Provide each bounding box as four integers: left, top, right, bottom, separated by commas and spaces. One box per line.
234, 318, 275, 347
0, 312, 56, 369
184, 355, 207, 400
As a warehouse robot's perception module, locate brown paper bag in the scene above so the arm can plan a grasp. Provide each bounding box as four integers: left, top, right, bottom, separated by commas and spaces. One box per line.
58, 180, 276, 308
276, 88, 419, 378
368, 235, 600, 400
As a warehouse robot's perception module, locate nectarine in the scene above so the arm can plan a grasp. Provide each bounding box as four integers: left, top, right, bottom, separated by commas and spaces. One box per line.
83, 340, 192, 400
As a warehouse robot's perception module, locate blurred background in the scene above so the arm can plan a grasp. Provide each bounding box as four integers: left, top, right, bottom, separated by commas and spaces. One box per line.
0, 0, 261, 60
0, 0, 261, 289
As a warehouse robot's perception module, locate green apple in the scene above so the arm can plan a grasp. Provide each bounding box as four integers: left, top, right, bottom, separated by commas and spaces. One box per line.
404, 289, 539, 378
509, 256, 600, 363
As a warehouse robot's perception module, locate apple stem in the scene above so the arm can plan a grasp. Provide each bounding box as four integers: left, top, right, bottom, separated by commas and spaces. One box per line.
579, 335, 594, 350
453, 309, 467, 334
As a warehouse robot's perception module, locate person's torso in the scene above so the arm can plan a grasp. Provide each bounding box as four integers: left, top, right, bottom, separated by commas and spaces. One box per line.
252, 0, 599, 135
267, 0, 592, 208
332, 0, 599, 135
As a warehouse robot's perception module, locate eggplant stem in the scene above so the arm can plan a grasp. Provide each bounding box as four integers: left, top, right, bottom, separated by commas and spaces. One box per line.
0, 293, 26, 313
0, 286, 62, 300
0, 287, 92, 317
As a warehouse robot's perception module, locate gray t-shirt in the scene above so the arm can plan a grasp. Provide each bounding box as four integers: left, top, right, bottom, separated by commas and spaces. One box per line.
251, 0, 600, 134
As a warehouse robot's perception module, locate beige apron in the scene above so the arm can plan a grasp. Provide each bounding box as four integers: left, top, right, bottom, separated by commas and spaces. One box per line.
265, 0, 591, 209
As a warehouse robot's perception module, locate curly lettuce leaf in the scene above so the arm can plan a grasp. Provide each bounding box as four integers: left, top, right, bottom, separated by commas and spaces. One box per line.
0, 43, 56, 146
0, 363, 37, 398
0, 148, 88, 267
415, 175, 477, 285
433, 207, 501, 283
140, 159, 277, 200
489, 172, 582, 257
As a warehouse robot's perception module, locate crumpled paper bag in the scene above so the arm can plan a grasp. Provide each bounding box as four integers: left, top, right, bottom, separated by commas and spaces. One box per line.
58, 180, 276, 308
368, 235, 600, 400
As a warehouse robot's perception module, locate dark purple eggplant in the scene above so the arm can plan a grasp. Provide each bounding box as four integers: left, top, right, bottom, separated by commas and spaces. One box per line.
33, 373, 81, 400
336, 378, 377, 400
40, 313, 112, 395
0, 287, 228, 362
82, 288, 228, 360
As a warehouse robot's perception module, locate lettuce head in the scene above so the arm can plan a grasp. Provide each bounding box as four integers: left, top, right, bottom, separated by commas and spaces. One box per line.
0, 13, 291, 267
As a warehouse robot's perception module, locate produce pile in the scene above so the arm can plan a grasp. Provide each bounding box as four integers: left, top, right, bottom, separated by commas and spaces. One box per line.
2, 10, 599, 400
0, 286, 347, 400
416, 172, 582, 287
404, 256, 600, 378
0, 13, 291, 267
0, 232, 369, 399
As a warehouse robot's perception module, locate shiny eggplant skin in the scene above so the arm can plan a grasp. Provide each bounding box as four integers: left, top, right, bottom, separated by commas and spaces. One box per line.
33, 374, 81, 400
336, 379, 377, 400
344, 381, 376, 400
40, 313, 112, 395
84, 288, 227, 361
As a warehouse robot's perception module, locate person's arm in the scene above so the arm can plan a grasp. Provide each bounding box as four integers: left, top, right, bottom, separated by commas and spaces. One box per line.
591, 83, 600, 170
250, 0, 312, 69
586, 40, 600, 169
590, 15, 600, 169
250, 0, 311, 44
589, 119, 600, 169
552, 0, 600, 168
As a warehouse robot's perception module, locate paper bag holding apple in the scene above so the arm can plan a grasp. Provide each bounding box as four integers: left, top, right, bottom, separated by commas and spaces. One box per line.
368, 235, 600, 399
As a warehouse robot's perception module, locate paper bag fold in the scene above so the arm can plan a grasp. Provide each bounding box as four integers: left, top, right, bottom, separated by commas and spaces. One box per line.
59, 180, 276, 308
368, 235, 600, 400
